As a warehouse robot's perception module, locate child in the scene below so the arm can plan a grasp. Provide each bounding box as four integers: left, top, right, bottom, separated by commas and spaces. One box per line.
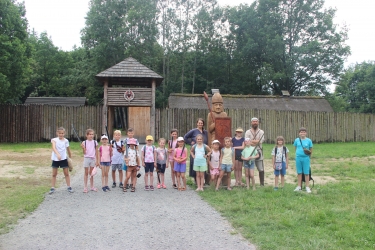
123, 127, 139, 189
142, 135, 156, 191
111, 130, 124, 189
232, 127, 245, 186
123, 138, 140, 192
241, 138, 259, 190
96, 135, 113, 192
168, 129, 178, 189
216, 137, 235, 191
272, 136, 289, 190
191, 134, 211, 191
49, 127, 73, 194
209, 140, 221, 186
156, 138, 168, 189
173, 137, 188, 191
293, 127, 313, 193
81, 128, 98, 193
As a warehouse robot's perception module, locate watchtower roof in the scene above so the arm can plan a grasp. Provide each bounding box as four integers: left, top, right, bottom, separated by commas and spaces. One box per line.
96, 57, 163, 87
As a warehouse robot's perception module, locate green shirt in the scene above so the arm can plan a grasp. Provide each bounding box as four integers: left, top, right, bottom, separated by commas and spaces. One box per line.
241, 146, 257, 159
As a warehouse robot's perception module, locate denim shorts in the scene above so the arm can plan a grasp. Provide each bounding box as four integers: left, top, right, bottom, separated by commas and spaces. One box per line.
221, 164, 232, 172
244, 161, 255, 169
274, 162, 286, 176
144, 162, 154, 173
100, 162, 111, 166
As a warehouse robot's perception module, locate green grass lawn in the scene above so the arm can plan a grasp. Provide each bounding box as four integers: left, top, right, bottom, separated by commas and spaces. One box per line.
198, 142, 375, 249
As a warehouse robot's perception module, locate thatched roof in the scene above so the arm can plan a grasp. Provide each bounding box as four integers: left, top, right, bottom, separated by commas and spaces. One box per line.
25, 97, 87, 106
96, 57, 163, 87
168, 94, 333, 112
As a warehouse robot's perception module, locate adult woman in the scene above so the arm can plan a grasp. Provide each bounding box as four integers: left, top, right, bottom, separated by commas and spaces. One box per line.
183, 118, 208, 180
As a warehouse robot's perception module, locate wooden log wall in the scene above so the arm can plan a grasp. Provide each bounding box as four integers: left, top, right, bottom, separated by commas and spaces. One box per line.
156, 109, 375, 144
0, 105, 103, 143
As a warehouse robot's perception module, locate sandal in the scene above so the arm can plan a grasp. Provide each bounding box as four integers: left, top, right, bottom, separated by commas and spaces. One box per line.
180, 187, 186, 191
83, 188, 88, 193
131, 187, 135, 192
90, 187, 98, 192
227, 187, 232, 191
123, 186, 127, 192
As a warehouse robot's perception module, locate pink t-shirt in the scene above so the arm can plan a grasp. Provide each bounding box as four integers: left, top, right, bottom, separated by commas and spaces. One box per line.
174, 147, 187, 164
142, 145, 155, 163
100, 145, 111, 162
168, 139, 177, 161
83, 140, 97, 158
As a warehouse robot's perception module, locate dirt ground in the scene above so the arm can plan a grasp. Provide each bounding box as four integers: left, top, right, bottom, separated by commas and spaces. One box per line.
0, 148, 336, 186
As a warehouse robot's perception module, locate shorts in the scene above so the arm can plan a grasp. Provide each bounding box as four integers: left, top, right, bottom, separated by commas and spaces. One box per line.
235, 155, 243, 161
144, 162, 154, 173
210, 168, 220, 176
274, 162, 287, 176
295, 156, 310, 175
112, 164, 122, 171
51, 159, 68, 168
127, 165, 138, 173
157, 163, 166, 174
83, 158, 96, 168
244, 161, 255, 169
255, 160, 264, 172
221, 164, 232, 172
174, 162, 186, 173
100, 162, 111, 166
193, 165, 207, 172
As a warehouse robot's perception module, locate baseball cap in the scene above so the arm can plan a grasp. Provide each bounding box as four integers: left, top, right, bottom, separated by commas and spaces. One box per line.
146, 135, 153, 141
101, 135, 108, 140
245, 137, 251, 141
127, 138, 137, 145
212, 139, 220, 144
177, 136, 184, 141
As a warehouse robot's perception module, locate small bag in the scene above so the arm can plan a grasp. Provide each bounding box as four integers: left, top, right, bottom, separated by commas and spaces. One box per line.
303, 149, 311, 155
275, 162, 282, 170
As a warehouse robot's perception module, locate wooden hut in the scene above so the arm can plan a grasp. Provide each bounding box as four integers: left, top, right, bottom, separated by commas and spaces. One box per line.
96, 57, 163, 142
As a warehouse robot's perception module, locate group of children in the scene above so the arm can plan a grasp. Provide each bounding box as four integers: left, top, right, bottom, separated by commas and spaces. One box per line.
49, 126, 313, 194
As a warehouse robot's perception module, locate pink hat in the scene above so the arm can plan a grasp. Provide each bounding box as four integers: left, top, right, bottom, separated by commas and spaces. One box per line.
127, 138, 137, 145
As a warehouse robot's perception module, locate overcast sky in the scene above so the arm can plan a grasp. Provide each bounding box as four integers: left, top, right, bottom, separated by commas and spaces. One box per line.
23, 0, 375, 67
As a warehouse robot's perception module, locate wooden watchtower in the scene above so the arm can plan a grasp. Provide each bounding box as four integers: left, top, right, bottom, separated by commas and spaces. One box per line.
96, 57, 163, 142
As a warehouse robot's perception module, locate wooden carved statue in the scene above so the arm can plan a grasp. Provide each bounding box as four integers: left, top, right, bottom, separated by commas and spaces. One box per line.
207, 93, 228, 145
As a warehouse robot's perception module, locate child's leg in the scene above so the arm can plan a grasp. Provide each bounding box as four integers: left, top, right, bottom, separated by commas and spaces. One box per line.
170, 160, 176, 186
297, 174, 302, 188
250, 169, 255, 189
119, 170, 123, 185
274, 175, 279, 188
150, 171, 154, 187
124, 170, 132, 188
84, 168, 89, 188
227, 171, 232, 189
176, 172, 181, 188
216, 170, 225, 190
210, 174, 216, 184
144, 172, 149, 186
89, 167, 94, 188
112, 169, 116, 184
195, 172, 201, 190
234, 160, 240, 184
160, 173, 165, 185
101, 166, 106, 187
304, 174, 310, 188
245, 168, 250, 188
63, 168, 70, 187
131, 169, 137, 187
199, 172, 205, 190
51, 168, 58, 187
280, 175, 285, 187
181, 173, 186, 188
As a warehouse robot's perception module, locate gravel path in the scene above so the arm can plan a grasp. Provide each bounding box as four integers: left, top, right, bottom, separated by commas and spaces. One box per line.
0, 158, 254, 250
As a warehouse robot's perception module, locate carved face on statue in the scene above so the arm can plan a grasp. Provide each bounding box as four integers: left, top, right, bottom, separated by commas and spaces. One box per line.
212, 93, 224, 114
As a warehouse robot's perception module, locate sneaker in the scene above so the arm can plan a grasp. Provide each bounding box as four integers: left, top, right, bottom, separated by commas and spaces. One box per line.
105, 186, 111, 191
102, 187, 107, 192
112, 182, 116, 188
274, 187, 278, 191
48, 188, 55, 194
294, 186, 302, 192
144, 185, 149, 191
306, 187, 312, 193
150, 185, 154, 191
173, 184, 177, 189
67, 187, 74, 193
119, 183, 124, 188
157, 184, 161, 189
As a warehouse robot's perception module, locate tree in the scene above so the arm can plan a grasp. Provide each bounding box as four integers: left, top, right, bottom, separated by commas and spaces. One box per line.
334, 62, 375, 113
0, 0, 30, 103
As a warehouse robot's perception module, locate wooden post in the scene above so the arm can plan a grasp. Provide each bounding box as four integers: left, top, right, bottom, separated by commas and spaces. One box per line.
103, 79, 108, 134
151, 78, 156, 138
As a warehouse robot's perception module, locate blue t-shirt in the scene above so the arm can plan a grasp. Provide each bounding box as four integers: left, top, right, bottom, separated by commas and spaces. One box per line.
293, 137, 313, 157
232, 137, 244, 158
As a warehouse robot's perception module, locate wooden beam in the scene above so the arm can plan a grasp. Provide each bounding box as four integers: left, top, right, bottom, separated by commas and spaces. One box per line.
103, 80, 108, 134
151, 78, 156, 138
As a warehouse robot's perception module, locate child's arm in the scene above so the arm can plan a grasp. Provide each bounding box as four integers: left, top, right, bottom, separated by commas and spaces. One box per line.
231, 149, 235, 168
219, 149, 223, 164
51, 140, 61, 160
154, 148, 157, 167
272, 155, 276, 169
205, 145, 212, 158
190, 146, 195, 159
181, 148, 188, 162
233, 141, 245, 150
285, 152, 289, 169
96, 147, 100, 167
80, 141, 86, 155
141, 147, 145, 166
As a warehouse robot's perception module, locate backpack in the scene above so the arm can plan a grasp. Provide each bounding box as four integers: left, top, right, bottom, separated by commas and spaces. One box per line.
191, 144, 209, 155
84, 140, 98, 150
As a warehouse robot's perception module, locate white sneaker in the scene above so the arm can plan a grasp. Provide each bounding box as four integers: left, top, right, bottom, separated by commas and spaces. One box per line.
294, 186, 301, 192
306, 187, 311, 193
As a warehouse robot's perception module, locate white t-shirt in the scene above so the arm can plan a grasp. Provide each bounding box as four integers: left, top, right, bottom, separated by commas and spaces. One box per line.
111, 140, 123, 165
51, 137, 69, 161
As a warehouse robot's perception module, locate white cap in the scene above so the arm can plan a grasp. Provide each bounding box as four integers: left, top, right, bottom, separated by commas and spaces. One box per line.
101, 135, 108, 140
212, 140, 220, 144
177, 137, 184, 142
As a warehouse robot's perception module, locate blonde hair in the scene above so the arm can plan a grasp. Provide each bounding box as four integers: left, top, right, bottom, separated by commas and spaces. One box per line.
86, 128, 94, 135
224, 137, 231, 142
275, 136, 285, 146
113, 130, 121, 136
158, 138, 166, 144
196, 134, 203, 140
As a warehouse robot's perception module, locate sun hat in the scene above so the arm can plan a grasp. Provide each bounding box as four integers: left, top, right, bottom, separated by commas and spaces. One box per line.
101, 135, 108, 140
127, 138, 137, 145
177, 136, 184, 141
212, 139, 220, 144
251, 117, 259, 122
146, 135, 153, 141
235, 127, 243, 132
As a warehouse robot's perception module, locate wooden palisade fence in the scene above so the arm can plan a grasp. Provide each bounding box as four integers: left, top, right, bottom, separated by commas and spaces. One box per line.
0, 105, 374, 143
